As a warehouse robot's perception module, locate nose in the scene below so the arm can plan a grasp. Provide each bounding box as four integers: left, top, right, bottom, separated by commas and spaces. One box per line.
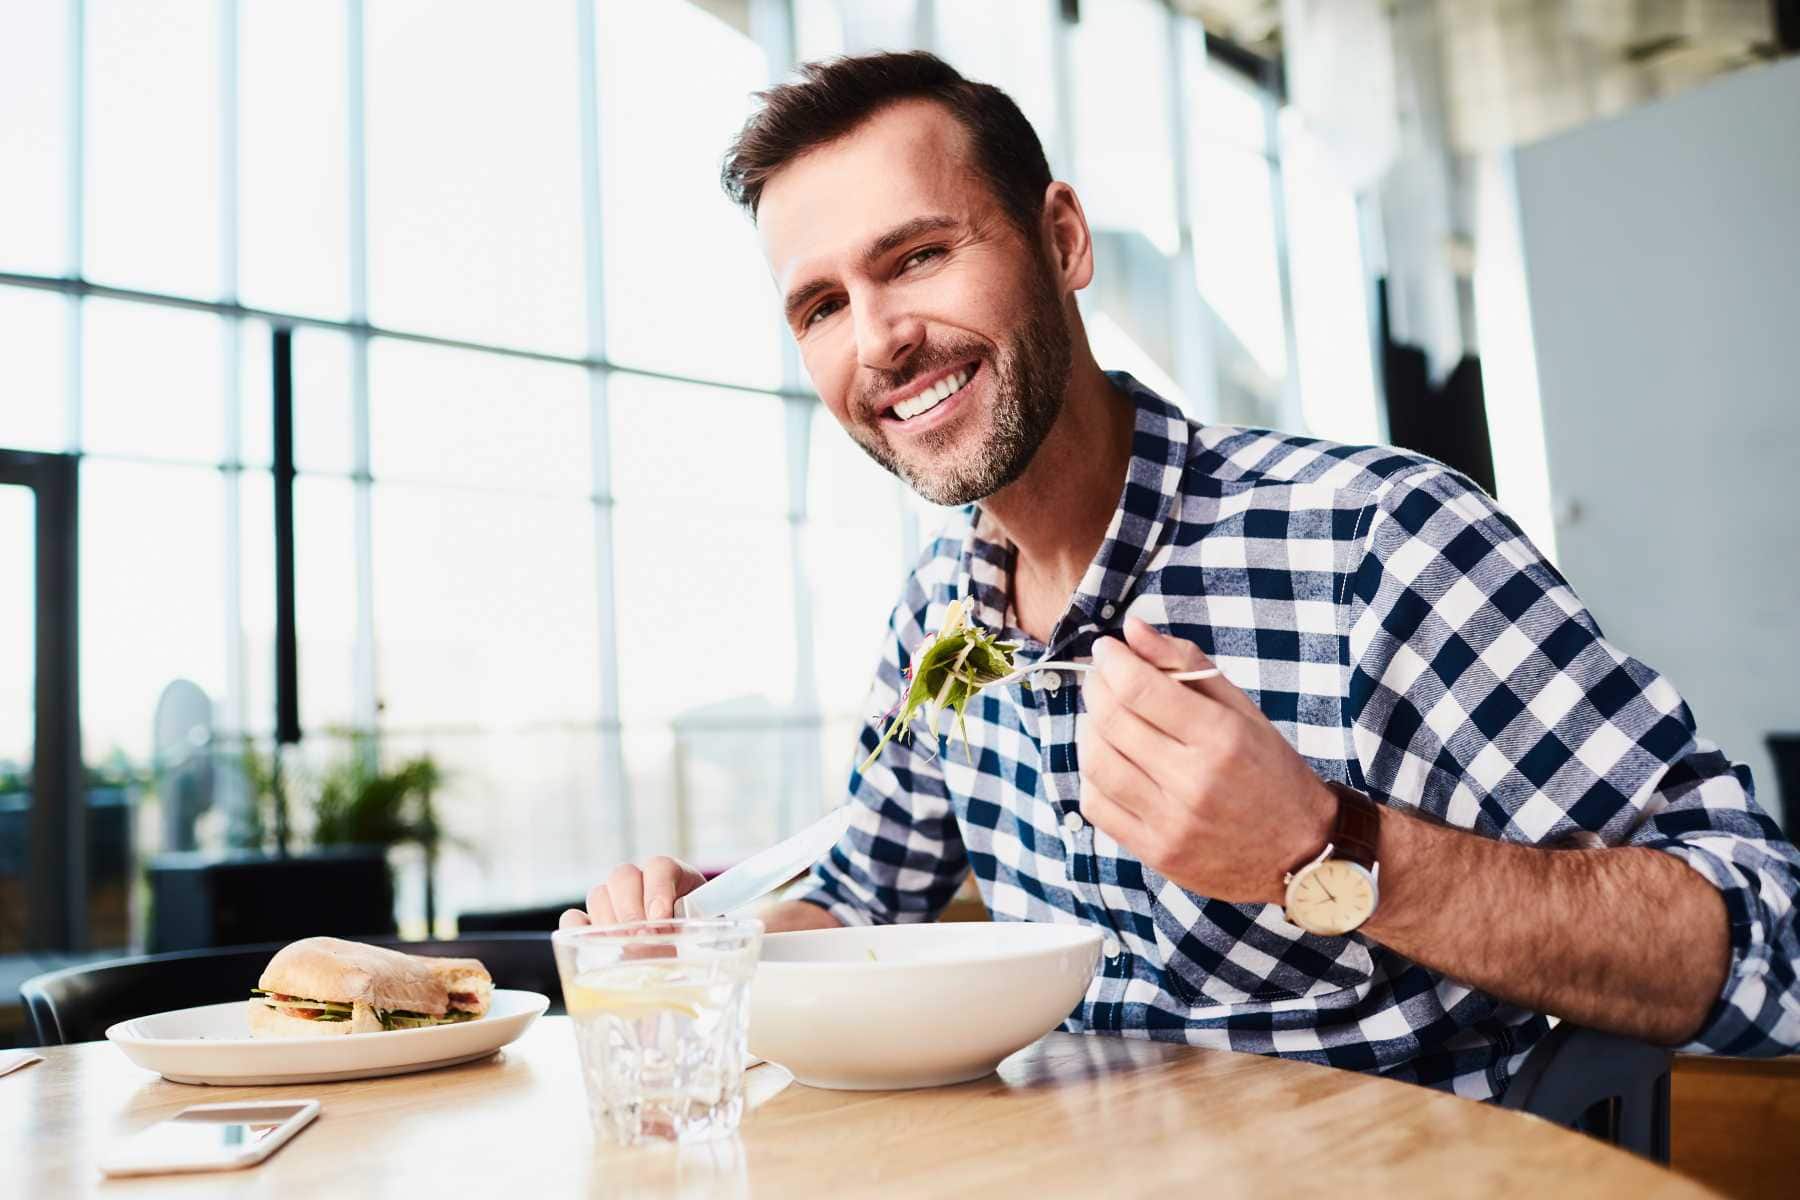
852, 289, 924, 373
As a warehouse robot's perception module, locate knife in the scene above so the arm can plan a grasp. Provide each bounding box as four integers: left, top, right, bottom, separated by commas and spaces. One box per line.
675, 806, 855, 919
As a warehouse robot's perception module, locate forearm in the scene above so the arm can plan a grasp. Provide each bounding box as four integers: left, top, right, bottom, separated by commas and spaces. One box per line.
752, 897, 845, 934
1363, 809, 1730, 1044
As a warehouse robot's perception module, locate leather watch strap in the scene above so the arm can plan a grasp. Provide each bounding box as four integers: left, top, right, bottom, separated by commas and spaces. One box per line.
1325, 783, 1381, 870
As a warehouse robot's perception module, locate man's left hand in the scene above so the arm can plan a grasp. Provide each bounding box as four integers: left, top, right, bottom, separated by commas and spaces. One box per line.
1077, 617, 1336, 907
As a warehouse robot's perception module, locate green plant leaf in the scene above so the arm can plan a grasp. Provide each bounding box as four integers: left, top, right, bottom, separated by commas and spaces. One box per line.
860, 598, 1019, 774
309, 747, 446, 852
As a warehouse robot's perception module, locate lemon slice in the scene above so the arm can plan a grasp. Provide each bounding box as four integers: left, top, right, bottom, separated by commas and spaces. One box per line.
566, 966, 710, 1020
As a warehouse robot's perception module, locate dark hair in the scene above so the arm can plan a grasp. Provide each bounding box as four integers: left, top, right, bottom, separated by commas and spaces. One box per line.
721, 51, 1053, 235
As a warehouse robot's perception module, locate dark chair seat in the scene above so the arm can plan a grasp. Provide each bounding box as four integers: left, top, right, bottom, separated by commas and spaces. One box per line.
20, 933, 563, 1047
1499, 1022, 1672, 1162
455, 901, 581, 933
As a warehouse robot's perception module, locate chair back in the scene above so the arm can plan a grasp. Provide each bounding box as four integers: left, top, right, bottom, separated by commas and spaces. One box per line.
21, 933, 562, 1046
1499, 1022, 1672, 1162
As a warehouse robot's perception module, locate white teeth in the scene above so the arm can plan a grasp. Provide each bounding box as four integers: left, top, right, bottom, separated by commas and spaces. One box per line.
893, 368, 972, 421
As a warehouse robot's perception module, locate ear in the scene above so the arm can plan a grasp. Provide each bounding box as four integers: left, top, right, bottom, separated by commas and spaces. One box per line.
1040, 181, 1095, 294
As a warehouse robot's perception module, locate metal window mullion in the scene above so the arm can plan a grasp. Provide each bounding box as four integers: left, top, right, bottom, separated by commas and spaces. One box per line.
220, 0, 248, 761
3, 450, 84, 951
1048, 0, 1077, 184
13, 454, 85, 950
577, 0, 632, 862
1266, 89, 1305, 435
65, 0, 85, 453
47, 0, 88, 950
1356, 190, 1390, 442
347, 0, 369, 328
1166, 10, 1217, 422
758, 0, 822, 835
218, 0, 259, 854
751, 0, 814, 836
219, 0, 239, 309
346, 0, 378, 751
781, 399, 816, 836
221, 307, 245, 736
0, 268, 819, 402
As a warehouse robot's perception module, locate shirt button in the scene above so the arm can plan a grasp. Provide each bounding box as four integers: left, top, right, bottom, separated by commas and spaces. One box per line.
1101, 603, 1116, 619
1032, 671, 1061, 693
1062, 811, 1083, 834
1102, 938, 1122, 960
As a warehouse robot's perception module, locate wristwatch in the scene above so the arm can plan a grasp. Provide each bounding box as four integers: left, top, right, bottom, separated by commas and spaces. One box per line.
1282, 782, 1382, 936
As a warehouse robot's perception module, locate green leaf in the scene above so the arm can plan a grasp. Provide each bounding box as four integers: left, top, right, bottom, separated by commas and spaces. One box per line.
860, 599, 1019, 774
250, 990, 353, 1013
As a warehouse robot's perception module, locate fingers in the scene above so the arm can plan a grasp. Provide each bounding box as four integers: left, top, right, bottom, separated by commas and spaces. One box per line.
1119, 618, 1252, 713
1084, 670, 1192, 791
585, 881, 618, 927
1078, 776, 1151, 849
641, 856, 705, 920
1077, 716, 1160, 819
606, 863, 647, 924
1092, 634, 1217, 742
579, 858, 707, 926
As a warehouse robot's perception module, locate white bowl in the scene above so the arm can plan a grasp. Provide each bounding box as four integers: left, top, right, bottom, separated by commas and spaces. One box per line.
747, 922, 1102, 1090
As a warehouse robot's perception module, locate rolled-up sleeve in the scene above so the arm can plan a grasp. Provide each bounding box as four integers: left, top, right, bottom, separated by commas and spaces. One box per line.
1346, 463, 1800, 1056
785, 570, 970, 927
1628, 752, 1800, 1054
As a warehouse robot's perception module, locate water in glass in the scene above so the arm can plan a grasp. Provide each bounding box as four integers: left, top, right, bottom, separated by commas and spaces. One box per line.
554, 919, 761, 1146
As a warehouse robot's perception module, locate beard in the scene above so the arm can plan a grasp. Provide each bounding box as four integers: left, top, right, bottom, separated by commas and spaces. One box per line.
844, 260, 1072, 507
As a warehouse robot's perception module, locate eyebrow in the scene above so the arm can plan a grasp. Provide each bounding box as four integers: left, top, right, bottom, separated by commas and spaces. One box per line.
782, 214, 961, 325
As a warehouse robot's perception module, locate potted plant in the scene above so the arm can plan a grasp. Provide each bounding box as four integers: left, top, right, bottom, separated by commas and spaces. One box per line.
309, 745, 454, 932
0, 765, 27, 952
0, 757, 140, 952
145, 739, 446, 953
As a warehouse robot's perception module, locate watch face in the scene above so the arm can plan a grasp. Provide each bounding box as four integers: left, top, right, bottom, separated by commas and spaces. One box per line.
1284, 859, 1378, 936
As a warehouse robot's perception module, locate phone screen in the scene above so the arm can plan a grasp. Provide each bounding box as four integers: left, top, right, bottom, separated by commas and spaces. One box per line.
104, 1103, 317, 1174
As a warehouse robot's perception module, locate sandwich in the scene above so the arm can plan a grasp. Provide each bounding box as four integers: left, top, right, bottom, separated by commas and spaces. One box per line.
248, 937, 493, 1038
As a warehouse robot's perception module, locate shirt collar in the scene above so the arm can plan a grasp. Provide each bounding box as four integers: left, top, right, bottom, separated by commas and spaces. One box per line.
957, 372, 1190, 650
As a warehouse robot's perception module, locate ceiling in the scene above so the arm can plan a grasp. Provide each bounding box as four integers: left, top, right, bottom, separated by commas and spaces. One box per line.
1173, 0, 1785, 151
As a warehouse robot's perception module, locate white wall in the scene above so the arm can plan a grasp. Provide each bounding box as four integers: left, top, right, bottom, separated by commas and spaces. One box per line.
1506, 57, 1800, 824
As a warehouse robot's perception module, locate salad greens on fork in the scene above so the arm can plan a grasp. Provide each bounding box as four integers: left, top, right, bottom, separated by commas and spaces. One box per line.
858, 599, 1225, 773
861, 598, 1021, 772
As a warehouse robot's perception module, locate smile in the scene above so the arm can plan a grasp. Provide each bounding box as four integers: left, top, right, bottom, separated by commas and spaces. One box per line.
890, 365, 975, 422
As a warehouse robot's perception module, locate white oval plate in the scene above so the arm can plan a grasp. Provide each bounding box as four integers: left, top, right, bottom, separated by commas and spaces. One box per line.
106, 989, 550, 1086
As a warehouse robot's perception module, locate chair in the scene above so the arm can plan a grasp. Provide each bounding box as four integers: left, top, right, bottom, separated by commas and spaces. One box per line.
19, 933, 563, 1047
455, 901, 581, 933
1498, 1022, 1672, 1163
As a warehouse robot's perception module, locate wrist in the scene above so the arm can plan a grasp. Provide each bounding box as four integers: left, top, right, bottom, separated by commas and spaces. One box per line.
1357, 805, 1424, 942
1276, 777, 1338, 905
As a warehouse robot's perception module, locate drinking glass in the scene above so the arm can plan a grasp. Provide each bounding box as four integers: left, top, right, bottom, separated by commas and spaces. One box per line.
552, 918, 762, 1146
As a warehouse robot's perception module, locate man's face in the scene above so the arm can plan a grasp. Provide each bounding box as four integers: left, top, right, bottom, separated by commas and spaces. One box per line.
758, 100, 1071, 506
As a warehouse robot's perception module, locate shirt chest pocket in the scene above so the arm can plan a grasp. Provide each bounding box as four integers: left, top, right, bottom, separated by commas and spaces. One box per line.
1145, 871, 1374, 1008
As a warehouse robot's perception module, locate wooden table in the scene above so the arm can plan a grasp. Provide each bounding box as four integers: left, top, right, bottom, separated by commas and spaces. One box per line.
7, 1019, 1717, 1198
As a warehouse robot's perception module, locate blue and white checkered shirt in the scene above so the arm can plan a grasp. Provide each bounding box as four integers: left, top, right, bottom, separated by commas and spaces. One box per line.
793, 373, 1800, 1099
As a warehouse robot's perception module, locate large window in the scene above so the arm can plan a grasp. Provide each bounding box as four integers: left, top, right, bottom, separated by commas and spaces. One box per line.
0, 0, 1308, 947
84, 0, 224, 299
364, 1, 587, 354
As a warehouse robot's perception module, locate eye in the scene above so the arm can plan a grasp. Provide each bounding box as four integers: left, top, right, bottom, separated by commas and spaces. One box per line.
803, 298, 844, 330
900, 246, 945, 271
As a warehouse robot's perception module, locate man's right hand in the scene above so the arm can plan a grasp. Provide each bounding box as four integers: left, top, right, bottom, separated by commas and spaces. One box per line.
560, 857, 846, 933
560, 857, 708, 928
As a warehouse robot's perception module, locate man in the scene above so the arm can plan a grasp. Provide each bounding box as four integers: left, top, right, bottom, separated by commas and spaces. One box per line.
565, 52, 1800, 1097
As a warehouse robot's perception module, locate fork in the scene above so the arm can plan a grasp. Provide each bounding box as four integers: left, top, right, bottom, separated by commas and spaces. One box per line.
988, 660, 1222, 688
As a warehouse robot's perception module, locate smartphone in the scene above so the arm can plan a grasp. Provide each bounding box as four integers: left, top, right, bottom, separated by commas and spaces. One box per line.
98, 1100, 320, 1177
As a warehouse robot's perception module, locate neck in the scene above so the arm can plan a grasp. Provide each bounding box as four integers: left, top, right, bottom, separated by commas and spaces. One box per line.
978, 343, 1134, 627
